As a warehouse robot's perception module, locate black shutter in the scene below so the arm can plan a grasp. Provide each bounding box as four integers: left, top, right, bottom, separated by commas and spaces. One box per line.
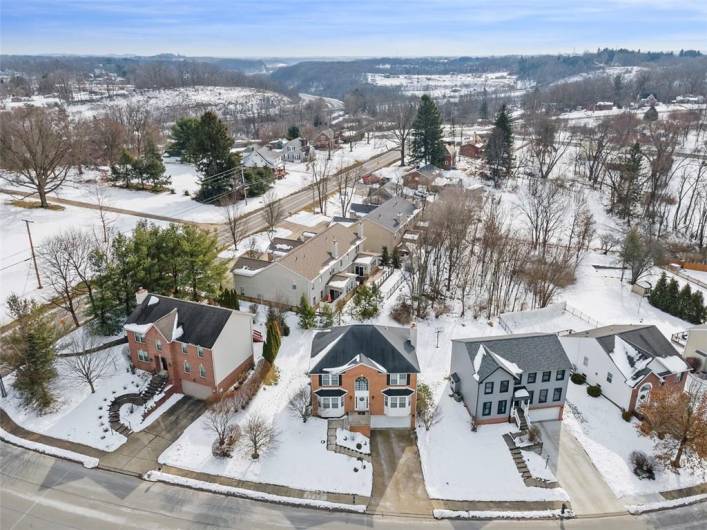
318, 375, 322, 386
386, 374, 390, 385
406, 374, 411, 386
336, 375, 341, 386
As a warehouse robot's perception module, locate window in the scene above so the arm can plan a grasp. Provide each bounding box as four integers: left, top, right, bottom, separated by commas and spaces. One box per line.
291, 284, 297, 290
527, 372, 537, 384
539, 389, 548, 403
482, 401, 492, 416
181, 343, 188, 354
500, 380, 509, 393
497, 400, 507, 415
386, 396, 407, 408
183, 361, 191, 374
528, 390, 534, 404
606, 372, 613, 384
135, 333, 145, 343
355, 377, 368, 391
320, 374, 340, 387
583, 356, 589, 367
197, 346, 204, 358
553, 388, 562, 402
484, 381, 494, 394
556, 370, 565, 381
155, 340, 162, 351
542, 371, 551, 382
199, 365, 207, 378
138, 350, 149, 362
389, 373, 407, 386
319, 396, 343, 409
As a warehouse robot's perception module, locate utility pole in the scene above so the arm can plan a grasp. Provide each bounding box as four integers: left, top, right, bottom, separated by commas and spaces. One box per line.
23, 219, 42, 289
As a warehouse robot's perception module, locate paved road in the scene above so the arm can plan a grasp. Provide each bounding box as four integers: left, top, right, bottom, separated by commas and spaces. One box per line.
2, 444, 706, 530
538, 420, 624, 515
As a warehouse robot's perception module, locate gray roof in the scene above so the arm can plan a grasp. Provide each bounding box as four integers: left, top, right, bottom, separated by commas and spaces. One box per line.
454, 333, 572, 380
126, 294, 234, 349
567, 325, 679, 358
364, 197, 416, 232
309, 324, 420, 374
350, 203, 378, 216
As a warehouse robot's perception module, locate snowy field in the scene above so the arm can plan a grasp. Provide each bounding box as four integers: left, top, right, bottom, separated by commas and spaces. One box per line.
159, 311, 372, 496
564, 382, 706, 498
0, 327, 149, 452
366, 72, 529, 100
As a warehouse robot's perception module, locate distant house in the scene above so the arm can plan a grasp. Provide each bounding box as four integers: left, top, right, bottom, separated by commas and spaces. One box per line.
683, 323, 707, 372
594, 101, 614, 111
366, 180, 399, 205
458, 142, 483, 159
442, 144, 456, 170
450, 333, 573, 427
309, 324, 420, 435
242, 146, 282, 170
232, 222, 366, 307
675, 95, 705, 104
124, 290, 254, 400
313, 128, 337, 150
402, 164, 441, 191
361, 197, 418, 254
282, 137, 314, 163
560, 325, 690, 413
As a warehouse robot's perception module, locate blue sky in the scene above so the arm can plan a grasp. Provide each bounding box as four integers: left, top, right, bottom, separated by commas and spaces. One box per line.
2, 0, 706, 57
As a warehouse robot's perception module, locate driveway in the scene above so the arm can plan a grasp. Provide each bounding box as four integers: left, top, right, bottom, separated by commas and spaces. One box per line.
538, 420, 624, 515
99, 396, 206, 475
368, 430, 432, 516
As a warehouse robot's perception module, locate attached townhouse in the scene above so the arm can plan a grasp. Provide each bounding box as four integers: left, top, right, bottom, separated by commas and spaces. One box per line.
560, 324, 691, 413
309, 324, 420, 436
360, 197, 418, 254
683, 323, 707, 372
450, 333, 573, 427
124, 290, 254, 400
232, 222, 367, 307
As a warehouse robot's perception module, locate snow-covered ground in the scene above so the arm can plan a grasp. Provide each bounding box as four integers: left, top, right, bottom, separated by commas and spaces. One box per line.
0, 328, 150, 451
336, 428, 370, 455
564, 383, 706, 498
417, 391, 568, 502
524, 451, 557, 482
366, 72, 530, 100
158, 311, 372, 496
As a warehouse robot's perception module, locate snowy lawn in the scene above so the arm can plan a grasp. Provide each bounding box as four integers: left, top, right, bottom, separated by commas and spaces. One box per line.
159, 312, 372, 496
0, 329, 150, 451
417, 391, 568, 502
336, 428, 370, 455
524, 451, 557, 482
564, 383, 706, 497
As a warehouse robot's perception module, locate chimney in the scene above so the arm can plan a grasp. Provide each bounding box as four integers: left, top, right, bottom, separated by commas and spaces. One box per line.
410, 322, 417, 348
330, 238, 339, 259
135, 287, 149, 305
355, 221, 365, 240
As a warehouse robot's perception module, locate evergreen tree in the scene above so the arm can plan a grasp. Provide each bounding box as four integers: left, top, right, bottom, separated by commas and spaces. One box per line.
666, 278, 680, 315
677, 283, 693, 320
479, 90, 489, 120
689, 291, 707, 324
649, 272, 669, 311
320, 303, 334, 328
167, 117, 200, 162
286, 125, 300, 140
179, 225, 228, 301
262, 316, 281, 364
485, 104, 514, 186
110, 149, 135, 187
392, 247, 401, 269
410, 95, 446, 166
381, 246, 390, 267
132, 140, 168, 190
350, 284, 382, 321
297, 294, 317, 329
643, 106, 659, 122
2, 295, 58, 411
244, 166, 275, 196
217, 288, 240, 310
191, 112, 239, 202
616, 142, 643, 222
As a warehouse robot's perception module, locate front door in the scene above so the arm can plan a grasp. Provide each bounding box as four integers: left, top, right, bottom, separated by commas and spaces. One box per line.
355, 377, 369, 412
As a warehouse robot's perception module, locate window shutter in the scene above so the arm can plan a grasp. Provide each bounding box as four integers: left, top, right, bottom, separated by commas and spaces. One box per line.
386, 374, 390, 385
318, 375, 322, 386
406, 374, 411, 386
336, 375, 341, 386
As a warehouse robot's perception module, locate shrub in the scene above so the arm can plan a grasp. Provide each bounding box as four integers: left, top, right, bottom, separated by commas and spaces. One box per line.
570, 372, 586, 385
622, 410, 632, 422
587, 384, 601, 397
630, 450, 655, 480
390, 299, 414, 325
527, 425, 542, 443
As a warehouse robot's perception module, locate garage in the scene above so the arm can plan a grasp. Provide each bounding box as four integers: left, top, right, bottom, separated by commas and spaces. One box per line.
529, 406, 561, 422
182, 380, 213, 400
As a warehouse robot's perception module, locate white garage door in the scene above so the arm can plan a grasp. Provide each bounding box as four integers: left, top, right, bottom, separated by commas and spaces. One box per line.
529, 406, 561, 422
182, 380, 213, 400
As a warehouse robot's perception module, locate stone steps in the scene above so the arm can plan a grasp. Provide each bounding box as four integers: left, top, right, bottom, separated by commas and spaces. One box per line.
325, 419, 371, 462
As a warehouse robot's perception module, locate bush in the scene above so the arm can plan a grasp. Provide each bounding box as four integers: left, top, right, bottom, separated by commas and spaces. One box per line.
587, 384, 601, 397
622, 410, 632, 422
630, 450, 655, 480
527, 425, 541, 443
390, 299, 414, 325
570, 372, 586, 385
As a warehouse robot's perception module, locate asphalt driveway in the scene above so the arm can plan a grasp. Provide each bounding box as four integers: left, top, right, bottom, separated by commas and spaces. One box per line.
368, 430, 432, 516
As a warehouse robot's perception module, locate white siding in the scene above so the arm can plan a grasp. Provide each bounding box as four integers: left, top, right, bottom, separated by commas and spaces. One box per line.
529, 406, 562, 422
210, 311, 253, 388
234, 263, 311, 307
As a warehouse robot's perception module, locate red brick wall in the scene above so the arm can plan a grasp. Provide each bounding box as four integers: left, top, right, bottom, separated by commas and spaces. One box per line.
628, 371, 688, 412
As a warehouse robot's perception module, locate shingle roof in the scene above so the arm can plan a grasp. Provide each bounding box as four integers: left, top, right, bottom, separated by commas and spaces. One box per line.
125, 294, 234, 348
454, 333, 572, 378
567, 325, 679, 358
309, 324, 420, 374
364, 197, 417, 232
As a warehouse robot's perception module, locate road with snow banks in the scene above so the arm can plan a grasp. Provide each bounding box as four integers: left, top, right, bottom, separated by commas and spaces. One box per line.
1, 444, 705, 530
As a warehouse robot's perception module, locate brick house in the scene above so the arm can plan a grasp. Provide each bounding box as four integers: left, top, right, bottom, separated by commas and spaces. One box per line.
124, 290, 254, 400
560, 325, 690, 413
458, 142, 483, 159
309, 324, 420, 436
313, 128, 337, 150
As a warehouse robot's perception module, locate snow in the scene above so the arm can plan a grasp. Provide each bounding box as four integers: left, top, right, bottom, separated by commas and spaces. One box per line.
433, 508, 572, 520
625, 494, 707, 514
499, 303, 594, 335
564, 383, 706, 498
134, 394, 183, 433
416, 391, 569, 502
286, 211, 329, 227
0, 334, 151, 452
158, 312, 372, 496
144, 471, 366, 513
147, 296, 159, 306
682, 268, 707, 285
523, 451, 557, 482
336, 428, 371, 455
0, 426, 99, 469
124, 323, 153, 335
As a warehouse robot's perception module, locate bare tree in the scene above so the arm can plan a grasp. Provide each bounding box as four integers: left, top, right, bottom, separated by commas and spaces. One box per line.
310, 157, 331, 215
572, 119, 613, 188
389, 102, 417, 166
39, 232, 83, 327
527, 115, 572, 180
288, 384, 312, 423
204, 396, 236, 448
94, 185, 114, 245
335, 162, 362, 218
518, 179, 566, 258
61, 334, 116, 393
0, 107, 74, 208
244, 413, 276, 459
262, 190, 283, 240
224, 203, 248, 250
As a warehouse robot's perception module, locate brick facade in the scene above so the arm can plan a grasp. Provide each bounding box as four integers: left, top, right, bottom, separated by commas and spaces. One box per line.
628, 371, 688, 413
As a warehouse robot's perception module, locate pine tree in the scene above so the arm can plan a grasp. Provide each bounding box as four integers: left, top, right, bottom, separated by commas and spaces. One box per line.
262, 317, 281, 364
2, 295, 58, 411
392, 247, 401, 269
689, 291, 707, 324
644, 106, 659, 122
297, 294, 316, 329
179, 225, 228, 301
411, 95, 446, 166
167, 117, 200, 162
110, 149, 135, 187
191, 112, 239, 202
320, 303, 334, 328
649, 272, 668, 311
381, 246, 390, 266
133, 140, 168, 190
666, 278, 680, 315
485, 104, 514, 186
677, 283, 693, 320
286, 126, 300, 140
217, 288, 240, 310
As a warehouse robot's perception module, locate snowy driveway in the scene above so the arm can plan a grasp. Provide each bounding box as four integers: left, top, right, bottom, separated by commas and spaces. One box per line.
538, 420, 623, 515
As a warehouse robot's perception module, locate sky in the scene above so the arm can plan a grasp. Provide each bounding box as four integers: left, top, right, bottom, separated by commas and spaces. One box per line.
1, 0, 706, 58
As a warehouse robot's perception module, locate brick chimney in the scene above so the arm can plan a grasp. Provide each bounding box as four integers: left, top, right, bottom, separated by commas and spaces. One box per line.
135, 287, 149, 305
355, 221, 365, 240
330, 238, 339, 259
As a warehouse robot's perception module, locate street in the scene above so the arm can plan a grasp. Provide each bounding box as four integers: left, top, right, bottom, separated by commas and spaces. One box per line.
1, 443, 705, 529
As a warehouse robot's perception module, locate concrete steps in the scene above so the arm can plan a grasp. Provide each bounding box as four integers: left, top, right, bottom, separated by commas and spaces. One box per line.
326, 419, 371, 462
